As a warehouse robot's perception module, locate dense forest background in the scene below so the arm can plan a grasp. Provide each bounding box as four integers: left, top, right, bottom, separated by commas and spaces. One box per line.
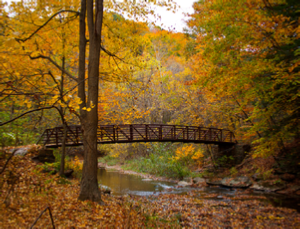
1, 0, 299, 164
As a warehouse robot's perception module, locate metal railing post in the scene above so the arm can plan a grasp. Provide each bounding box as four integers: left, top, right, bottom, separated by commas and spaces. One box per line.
55, 127, 58, 146
186, 126, 189, 140
113, 126, 116, 142
145, 125, 148, 140
220, 129, 222, 141
159, 125, 162, 140
130, 125, 133, 141
174, 125, 176, 140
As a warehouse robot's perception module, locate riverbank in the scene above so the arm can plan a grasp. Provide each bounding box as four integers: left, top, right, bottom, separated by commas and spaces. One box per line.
2, 148, 300, 228
98, 162, 181, 184
97, 160, 300, 227
98, 155, 300, 198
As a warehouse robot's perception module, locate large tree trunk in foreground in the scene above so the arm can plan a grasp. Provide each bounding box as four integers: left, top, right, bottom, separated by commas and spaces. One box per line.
78, 0, 103, 203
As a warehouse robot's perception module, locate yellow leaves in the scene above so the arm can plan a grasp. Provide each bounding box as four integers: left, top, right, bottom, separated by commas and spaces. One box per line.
66, 156, 82, 173
74, 97, 83, 105
82, 107, 91, 111
191, 149, 204, 160
4, 39, 17, 47
26, 101, 32, 109
256, 215, 284, 220
90, 100, 95, 108
173, 145, 204, 166
31, 51, 41, 57
268, 215, 285, 220
82, 101, 95, 112
175, 145, 195, 159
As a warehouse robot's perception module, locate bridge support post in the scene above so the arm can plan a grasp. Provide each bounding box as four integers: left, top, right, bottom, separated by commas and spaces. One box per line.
213, 143, 248, 166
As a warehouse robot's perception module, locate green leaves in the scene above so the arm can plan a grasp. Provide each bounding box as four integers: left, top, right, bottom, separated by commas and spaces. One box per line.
187, 0, 300, 156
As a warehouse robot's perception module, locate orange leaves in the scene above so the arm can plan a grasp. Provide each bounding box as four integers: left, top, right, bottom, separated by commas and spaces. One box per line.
1, 149, 300, 228
0, 152, 149, 228
174, 145, 195, 161
173, 145, 204, 166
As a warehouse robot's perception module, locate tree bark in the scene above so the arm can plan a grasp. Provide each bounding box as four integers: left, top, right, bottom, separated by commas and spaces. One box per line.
59, 29, 66, 176
78, 0, 103, 203
59, 121, 67, 176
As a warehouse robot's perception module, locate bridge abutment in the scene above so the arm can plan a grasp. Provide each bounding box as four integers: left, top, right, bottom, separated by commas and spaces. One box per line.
212, 143, 248, 166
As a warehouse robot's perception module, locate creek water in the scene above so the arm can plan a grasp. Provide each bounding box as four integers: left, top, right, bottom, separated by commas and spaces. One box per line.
97, 168, 300, 212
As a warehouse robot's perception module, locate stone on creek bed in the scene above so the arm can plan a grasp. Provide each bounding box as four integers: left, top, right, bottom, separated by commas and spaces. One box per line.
99, 184, 112, 194
250, 181, 286, 192
177, 181, 191, 187
10, 146, 31, 156
206, 178, 223, 186
220, 176, 252, 188
193, 177, 206, 184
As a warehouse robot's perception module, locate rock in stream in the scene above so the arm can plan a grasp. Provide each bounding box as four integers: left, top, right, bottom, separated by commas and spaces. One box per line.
221, 176, 252, 188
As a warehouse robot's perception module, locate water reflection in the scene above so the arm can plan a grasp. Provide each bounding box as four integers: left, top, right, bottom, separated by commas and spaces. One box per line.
97, 168, 300, 212
98, 168, 175, 196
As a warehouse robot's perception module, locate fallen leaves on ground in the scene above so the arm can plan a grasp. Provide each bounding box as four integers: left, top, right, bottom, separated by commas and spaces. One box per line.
1, 151, 300, 228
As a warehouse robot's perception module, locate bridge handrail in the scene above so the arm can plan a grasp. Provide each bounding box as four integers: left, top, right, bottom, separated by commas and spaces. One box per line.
38, 124, 236, 148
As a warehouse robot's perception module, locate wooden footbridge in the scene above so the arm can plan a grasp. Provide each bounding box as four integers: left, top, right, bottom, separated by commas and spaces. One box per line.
38, 124, 236, 148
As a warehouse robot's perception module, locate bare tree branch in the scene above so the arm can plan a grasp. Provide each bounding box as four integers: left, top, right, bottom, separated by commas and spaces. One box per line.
0, 149, 17, 175
100, 45, 124, 61
0, 95, 10, 103
30, 206, 55, 229
29, 54, 78, 82
47, 71, 61, 92
1, 93, 38, 96
15, 10, 79, 43
0, 106, 57, 126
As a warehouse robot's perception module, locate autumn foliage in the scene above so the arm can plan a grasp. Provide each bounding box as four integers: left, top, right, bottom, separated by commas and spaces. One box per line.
1, 0, 300, 225
187, 0, 300, 157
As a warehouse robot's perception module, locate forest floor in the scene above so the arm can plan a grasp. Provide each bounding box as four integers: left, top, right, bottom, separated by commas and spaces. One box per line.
1, 147, 300, 228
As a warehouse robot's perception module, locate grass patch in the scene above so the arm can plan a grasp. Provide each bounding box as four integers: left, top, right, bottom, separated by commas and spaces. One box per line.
122, 153, 191, 179
98, 155, 120, 166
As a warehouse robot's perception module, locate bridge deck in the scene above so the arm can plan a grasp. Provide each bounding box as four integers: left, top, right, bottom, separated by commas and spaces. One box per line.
38, 124, 236, 148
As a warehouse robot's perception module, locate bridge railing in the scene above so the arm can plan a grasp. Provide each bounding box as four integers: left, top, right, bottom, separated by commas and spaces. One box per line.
38, 124, 236, 148
37, 125, 82, 146
97, 124, 235, 143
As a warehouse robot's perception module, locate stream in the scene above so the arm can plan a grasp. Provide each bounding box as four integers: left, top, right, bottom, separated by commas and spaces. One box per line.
98, 168, 300, 212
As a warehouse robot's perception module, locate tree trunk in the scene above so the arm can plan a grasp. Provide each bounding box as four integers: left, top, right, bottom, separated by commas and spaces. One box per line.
59, 31, 66, 176
78, 0, 103, 203
59, 121, 67, 176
